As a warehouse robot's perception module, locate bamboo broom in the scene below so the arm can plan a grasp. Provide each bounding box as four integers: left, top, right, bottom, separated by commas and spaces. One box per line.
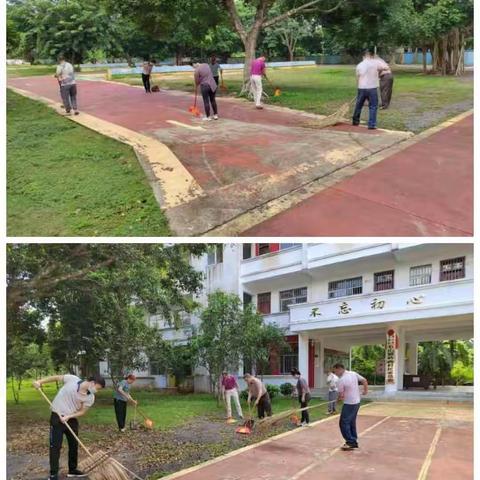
37, 388, 144, 480
256, 400, 331, 430
303, 97, 356, 129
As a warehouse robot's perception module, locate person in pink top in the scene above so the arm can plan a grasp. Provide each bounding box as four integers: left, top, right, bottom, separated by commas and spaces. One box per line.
221, 371, 243, 419
250, 55, 267, 109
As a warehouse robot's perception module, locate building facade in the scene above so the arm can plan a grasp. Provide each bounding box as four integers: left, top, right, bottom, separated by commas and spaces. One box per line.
103, 243, 473, 396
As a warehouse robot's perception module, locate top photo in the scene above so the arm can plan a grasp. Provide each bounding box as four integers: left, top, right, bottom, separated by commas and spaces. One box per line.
6, 0, 473, 237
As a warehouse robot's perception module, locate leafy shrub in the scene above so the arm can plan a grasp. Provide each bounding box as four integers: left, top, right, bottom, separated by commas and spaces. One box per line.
240, 388, 249, 401
280, 382, 294, 396
266, 384, 280, 400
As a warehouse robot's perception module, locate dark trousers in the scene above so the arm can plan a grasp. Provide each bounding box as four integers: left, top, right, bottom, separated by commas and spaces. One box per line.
49, 412, 79, 475
380, 74, 394, 108
300, 393, 311, 423
339, 403, 360, 445
255, 392, 272, 419
114, 398, 127, 429
352, 88, 378, 128
200, 84, 218, 117
213, 76, 219, 86
142, 73, 151, 92
60, 84, 78, 112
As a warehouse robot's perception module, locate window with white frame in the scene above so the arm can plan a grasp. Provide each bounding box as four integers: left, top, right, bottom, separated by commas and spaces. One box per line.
328, 277, 363, 299
207, 244, 223, 265
439, 257, 465, 281
409, 264, 432, 286
279, 287, 308, 312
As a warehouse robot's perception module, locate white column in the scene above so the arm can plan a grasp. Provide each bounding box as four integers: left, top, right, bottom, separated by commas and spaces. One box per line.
298, 332, 309, 379
396, 328, 406, 391
406, 341, 418, 375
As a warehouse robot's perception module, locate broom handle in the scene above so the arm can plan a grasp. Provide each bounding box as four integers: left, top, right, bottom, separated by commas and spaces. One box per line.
37, 387, 94, 457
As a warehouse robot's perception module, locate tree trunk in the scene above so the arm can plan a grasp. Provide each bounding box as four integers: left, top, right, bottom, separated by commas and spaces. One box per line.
422, 45, 427, 73
243, 32, 259, 84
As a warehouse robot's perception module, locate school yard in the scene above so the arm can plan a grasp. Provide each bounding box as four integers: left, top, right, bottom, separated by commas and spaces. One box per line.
7, 65, 473, 237
6, 383, 473, 479
6, 383, 331, 479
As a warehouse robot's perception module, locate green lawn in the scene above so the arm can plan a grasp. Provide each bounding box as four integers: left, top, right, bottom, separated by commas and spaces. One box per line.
7, 90, 170, 236
115, 65, 473, 132
7, 64, 107, 78
7, 381, 336, 439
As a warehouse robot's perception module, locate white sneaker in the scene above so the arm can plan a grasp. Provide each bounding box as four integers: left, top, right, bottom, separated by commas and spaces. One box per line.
213, 114, 219, 120
202, 116, 212, 122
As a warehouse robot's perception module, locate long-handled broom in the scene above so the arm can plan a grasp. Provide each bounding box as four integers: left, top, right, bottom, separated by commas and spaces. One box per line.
37, 388, 144, 480
188, 87, 201, 117
135, 406, 154, 430
256, 400, 331, 430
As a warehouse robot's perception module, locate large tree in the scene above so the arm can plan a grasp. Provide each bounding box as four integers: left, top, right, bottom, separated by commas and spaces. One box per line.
222, 0, 346, 83
7, 244, 207, 376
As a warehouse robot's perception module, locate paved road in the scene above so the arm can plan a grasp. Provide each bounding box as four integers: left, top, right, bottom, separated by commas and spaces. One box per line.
244, 114, 473, 236
9, 76, 416, 235
161, 401, 473, 480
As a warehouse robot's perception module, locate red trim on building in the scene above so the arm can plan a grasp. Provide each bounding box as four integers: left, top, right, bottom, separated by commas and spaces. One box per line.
308, 340, 315, 388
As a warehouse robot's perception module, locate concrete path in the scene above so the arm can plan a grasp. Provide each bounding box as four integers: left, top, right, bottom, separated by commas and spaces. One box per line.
243, 113, 473, 236
8, 76, 419, 236
161, 401, 473, 480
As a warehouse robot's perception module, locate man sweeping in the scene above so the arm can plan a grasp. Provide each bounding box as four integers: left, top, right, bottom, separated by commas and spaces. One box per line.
221, 371, 243, 420
250, 55, 267, 109
352, 49, 389, 129
193, 62, 219, 121
55, 55, 79, 116
33, 373, 106, 479
333, 363, 368, 451
291, 368, 311, 426
114, 374, 138, 432
244, 373, 272, 419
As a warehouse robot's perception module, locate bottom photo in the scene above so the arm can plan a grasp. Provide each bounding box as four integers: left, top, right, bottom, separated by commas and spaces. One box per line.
6, 242, 473, 480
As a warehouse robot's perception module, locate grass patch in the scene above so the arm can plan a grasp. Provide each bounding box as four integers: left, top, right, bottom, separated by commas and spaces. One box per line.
7, 381, 333, 430
7, 90, 170, 236
7, 64, 107, 78
115, 65, 472, 132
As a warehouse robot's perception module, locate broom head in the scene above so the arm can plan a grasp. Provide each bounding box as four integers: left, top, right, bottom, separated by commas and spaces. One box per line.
144, 418, 154, 429
226, 417, 237, 424
220, 83, 228, 93
188, 105, 201, 117
78, 451, 130, 480
235, 418, 254, 434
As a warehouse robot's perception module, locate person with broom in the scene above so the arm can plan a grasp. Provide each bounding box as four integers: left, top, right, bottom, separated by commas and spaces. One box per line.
55, 55, 79, 116
209, 55, 223, 87
113, 374, 138, 432
352, 49, 389, 129
33, 373, 106, 480
326, 367, 339, 415
221, 371, 243, 421
192, 61, 219, 121
290, 368, 311, 426
376, 55, 394, 109
250, 55, 267, 109
244, 373, 272, 419
333, 363, 368, 451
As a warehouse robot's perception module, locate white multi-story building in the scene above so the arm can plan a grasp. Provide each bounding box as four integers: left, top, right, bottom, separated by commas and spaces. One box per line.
103, 243, 473, 397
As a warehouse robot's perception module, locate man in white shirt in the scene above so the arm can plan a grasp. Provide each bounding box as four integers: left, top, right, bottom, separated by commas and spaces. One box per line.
326, 369, 339, 414
333, 363, 368, 451
55, 55, 79, 116
33, 373, 105, 480
352, 49, 389, 129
